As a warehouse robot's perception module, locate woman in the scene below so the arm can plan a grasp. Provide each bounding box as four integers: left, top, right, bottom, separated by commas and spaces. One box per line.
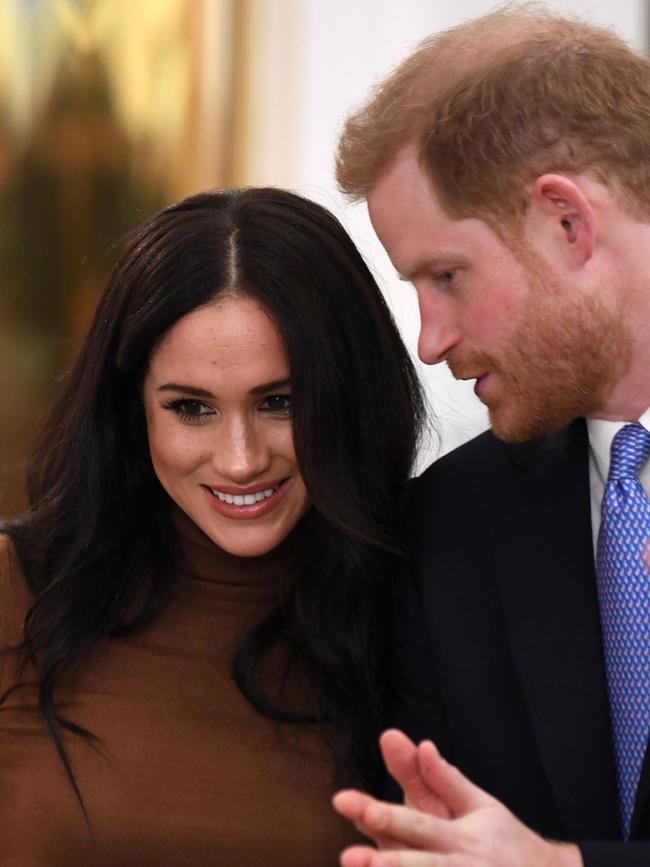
0, 188, 425, 866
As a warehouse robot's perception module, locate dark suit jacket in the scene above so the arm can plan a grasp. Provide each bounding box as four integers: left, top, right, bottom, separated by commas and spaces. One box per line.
391, 419, 650, 866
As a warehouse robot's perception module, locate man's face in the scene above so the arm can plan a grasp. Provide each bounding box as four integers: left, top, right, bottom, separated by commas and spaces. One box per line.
367, 146, 627, 442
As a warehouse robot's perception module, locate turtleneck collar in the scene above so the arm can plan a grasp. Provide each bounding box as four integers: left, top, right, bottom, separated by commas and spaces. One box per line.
171, 505, 314, 587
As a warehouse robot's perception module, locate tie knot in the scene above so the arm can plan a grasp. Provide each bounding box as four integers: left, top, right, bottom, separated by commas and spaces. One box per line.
608, 422, 650, 480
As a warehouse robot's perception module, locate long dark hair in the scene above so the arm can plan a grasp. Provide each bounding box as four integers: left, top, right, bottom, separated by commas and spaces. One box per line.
3, 188, 426, 801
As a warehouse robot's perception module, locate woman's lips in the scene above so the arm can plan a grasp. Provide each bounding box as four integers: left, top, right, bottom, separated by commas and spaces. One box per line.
201, 478, 291, 519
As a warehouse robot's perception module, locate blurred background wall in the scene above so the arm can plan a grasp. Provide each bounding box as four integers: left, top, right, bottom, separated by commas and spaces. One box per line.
0, 0, 646, 514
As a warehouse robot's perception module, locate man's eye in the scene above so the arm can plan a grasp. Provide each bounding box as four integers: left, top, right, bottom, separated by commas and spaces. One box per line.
164, 400, 214, 423
260, 395, 291, 415
429, 269, 461, 294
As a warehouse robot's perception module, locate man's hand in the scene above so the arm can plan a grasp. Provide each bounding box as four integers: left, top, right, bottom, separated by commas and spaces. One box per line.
332, 730, 583, 867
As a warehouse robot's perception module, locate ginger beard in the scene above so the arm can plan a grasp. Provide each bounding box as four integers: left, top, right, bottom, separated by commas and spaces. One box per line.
448, 255, 631, 443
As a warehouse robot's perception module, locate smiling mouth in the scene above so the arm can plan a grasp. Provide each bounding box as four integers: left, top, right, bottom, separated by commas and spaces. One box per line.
201, 478, 292, 517
208, 482, 282, 506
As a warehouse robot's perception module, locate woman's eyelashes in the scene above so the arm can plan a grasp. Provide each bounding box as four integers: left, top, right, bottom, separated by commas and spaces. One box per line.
259, 394, 291, 416
162, 394, 292, 424
163, 399, 214, 424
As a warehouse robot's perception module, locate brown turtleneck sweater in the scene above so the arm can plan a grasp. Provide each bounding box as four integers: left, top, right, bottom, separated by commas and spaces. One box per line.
0, 514, 360, 866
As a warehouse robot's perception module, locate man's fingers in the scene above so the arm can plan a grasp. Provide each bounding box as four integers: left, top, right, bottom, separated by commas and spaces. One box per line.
379, 729, 418, 783
341, 847, 444, 867
357, 800, 455, 852
340, 846, 391, 867
333, 790, 406, 850
335, 790, 455, 851
417, 740, 493, 815
380, 729, 452, 818
334, 789, 377, 820
334, 791, 383, 843
339, 846, 374, 867
354, 820, 409, 852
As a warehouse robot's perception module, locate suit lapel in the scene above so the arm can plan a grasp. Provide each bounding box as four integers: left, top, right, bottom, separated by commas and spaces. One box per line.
490, 420, 620, 839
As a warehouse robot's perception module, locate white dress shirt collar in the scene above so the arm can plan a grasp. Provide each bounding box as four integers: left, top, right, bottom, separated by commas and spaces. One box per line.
587, 408, 650, 553
588, 407, 650, 488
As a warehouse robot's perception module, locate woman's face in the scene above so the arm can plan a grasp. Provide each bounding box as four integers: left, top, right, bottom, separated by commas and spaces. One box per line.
143, 295, 311, 557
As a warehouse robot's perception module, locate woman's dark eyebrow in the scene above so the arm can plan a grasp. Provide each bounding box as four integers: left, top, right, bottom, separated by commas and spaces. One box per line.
249, 378, 291, 395
157, 379, 291, 398
157, 384, 215, 398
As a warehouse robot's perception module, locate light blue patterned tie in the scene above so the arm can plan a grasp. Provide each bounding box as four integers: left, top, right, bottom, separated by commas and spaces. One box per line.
596, 422, 650, 838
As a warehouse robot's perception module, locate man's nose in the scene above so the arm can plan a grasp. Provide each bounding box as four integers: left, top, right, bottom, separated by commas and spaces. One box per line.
416, 291, 462, 365
212, 417, 269, 482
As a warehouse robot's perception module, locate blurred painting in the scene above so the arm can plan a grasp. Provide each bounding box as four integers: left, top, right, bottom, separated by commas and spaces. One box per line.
0, 0, 250, 514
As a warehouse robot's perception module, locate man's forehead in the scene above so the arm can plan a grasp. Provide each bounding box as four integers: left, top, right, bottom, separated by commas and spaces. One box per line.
367, 160, 481, 276
368, 143, 428, 208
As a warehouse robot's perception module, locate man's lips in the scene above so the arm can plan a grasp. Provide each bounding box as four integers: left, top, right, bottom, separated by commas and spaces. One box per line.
448, 356, 495, 401
473, 373, 490, 399
448, 367, 489, 392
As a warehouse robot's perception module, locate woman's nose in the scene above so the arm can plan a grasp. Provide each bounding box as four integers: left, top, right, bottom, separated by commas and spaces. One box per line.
211, 417, 270, 483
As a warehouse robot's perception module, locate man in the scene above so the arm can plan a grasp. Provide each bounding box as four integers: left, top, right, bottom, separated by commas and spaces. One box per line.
331, 6, 650, 867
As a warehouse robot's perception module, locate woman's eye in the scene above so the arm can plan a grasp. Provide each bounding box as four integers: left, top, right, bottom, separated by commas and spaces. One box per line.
260, 394, 291, 415
164, 399, 214, 424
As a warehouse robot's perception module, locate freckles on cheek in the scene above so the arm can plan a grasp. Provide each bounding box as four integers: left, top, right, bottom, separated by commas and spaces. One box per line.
276, 429, 299, 463
147, 421, 201, 476
162, 443, 202, 474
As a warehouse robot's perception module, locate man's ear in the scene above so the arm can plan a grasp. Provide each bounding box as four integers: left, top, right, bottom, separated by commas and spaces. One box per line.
524, 174, 596, 268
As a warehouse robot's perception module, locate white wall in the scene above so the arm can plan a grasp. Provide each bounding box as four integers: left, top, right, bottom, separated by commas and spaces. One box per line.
245, 0, 646, 468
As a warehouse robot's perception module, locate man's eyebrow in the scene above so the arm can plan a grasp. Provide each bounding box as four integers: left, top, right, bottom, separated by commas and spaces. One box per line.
397, 256, 463, 283
157, 378, 291, 398
396, 258, 443, 282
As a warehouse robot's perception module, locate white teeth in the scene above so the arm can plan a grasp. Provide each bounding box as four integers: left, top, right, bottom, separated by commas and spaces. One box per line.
210, 483, 280, 504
